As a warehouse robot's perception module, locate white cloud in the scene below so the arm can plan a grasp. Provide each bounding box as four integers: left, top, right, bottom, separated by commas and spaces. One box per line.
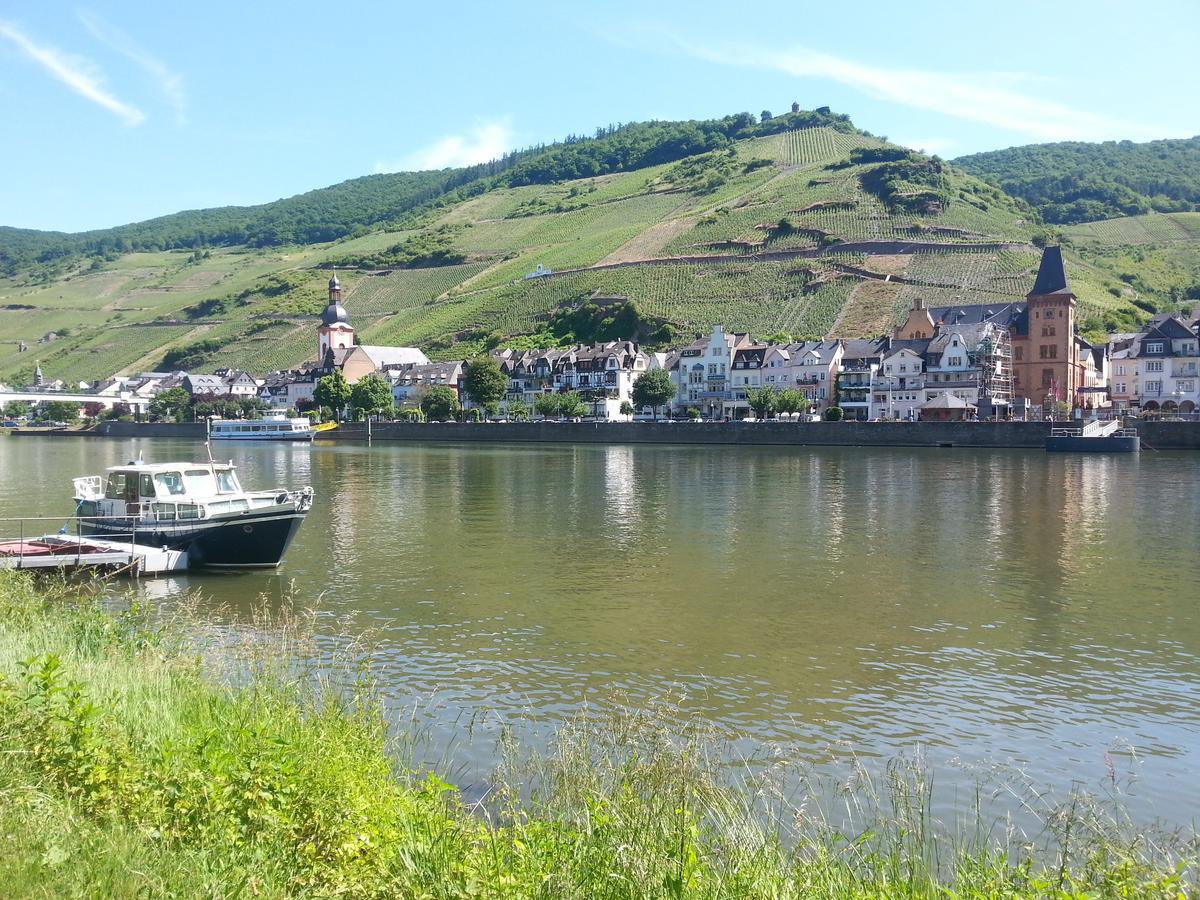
78, 10, 187, 125
374, 120, 515, 173
893, 137, 956, 157
677, 40, 1156, 142
0, 18, 144, 125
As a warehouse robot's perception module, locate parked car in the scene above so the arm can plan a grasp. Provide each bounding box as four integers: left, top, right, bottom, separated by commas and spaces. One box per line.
1, 420, 20, 428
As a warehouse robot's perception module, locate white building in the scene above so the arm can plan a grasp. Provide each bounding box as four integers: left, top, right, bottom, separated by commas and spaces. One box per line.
871, 346, 926, 420
1115, 313, 1200, 413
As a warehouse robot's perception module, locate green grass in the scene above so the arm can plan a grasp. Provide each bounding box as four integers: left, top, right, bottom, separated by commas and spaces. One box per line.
0, 570, 1194, 898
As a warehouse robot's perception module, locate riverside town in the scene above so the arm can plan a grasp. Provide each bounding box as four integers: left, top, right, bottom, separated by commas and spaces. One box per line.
3, 6, 1200, 892
3, 247, 1197, 432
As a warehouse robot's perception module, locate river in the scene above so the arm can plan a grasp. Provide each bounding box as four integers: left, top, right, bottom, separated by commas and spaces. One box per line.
2, 435, 1198, 826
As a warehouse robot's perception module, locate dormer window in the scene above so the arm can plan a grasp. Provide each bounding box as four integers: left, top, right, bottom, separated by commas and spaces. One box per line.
1147, 342, 1164, 354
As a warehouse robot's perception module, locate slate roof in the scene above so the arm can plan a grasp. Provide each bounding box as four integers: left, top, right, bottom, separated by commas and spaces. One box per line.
928, 302, 1026, 328
1029, 245, 1072, 296
921, 391, 976, 410
358, 345, 430, 368
840, 338, 889, 362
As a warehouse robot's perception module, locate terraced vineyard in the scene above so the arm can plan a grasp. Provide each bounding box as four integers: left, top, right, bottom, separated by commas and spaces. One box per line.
1063, 212, 1200, 246
0, 119, 1164, 383
343, 263, 492, 315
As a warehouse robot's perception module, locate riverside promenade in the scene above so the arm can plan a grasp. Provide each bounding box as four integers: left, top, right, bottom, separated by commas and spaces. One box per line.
29, 419, 1200, 450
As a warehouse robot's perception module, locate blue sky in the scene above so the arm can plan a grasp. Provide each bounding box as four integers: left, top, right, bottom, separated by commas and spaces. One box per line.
1, 0, 1196, 232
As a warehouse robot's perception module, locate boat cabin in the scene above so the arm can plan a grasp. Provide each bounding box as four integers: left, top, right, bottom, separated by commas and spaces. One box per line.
74, 462, 283, 521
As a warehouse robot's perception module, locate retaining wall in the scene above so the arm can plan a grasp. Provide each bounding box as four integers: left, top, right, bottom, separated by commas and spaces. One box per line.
13, 420, 1200, 450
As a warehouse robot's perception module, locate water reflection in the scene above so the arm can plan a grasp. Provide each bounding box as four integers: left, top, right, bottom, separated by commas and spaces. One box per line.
1, 437, 1197, 825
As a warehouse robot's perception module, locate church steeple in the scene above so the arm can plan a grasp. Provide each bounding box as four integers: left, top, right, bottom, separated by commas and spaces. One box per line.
317, 272, 354, 361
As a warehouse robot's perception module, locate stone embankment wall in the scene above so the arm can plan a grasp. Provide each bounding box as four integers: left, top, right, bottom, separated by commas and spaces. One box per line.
340, 420, 1053, 448
14, 420, 1200, 450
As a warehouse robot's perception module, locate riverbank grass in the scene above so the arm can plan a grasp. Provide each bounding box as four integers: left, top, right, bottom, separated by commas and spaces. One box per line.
0, 570, 1193, 897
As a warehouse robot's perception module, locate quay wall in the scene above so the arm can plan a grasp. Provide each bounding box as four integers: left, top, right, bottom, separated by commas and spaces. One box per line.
12, 420, 1200, 450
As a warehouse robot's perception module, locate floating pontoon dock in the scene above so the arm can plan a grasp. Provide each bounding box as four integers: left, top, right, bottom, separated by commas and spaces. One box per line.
1046, 420, 1140, 453
0, 517, 188, 576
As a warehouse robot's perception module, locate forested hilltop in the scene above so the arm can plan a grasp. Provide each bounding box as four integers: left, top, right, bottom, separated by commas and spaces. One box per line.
0, 108, 857, 274
954, 136, 1200, 224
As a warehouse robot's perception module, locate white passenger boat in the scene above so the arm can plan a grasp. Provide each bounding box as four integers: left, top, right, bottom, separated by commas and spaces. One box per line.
73, 456, 314, 568
210, 411, 314, 441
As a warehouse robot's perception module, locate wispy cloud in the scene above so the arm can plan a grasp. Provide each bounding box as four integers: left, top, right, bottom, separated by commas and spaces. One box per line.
893, 137, 956, 157
676, 39, 1155, 142
0, 18, 144, 125
374, 120, 515, 173
77, 10, 186, 125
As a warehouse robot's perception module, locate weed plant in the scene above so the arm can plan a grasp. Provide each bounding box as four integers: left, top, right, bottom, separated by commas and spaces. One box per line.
0, 571, 1194, 897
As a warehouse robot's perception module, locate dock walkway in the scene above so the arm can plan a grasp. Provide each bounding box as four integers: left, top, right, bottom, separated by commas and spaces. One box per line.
0, 517, 188, 576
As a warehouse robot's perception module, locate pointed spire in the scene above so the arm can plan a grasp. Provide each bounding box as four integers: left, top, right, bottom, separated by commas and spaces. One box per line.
1028, 245, 1072, 297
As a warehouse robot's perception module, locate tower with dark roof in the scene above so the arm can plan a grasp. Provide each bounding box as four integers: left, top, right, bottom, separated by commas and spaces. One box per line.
1012, 245, 1079, 405
317, 272, 354, 361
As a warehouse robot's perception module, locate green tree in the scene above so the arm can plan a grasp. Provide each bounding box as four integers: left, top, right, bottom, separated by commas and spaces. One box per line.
824, 406, 844, 421
350, 374, 394, 419
534, 393, 561, 419
149, 386, 191, 422
506, 398, 530, 422
745, 386, 778, 419
420, 385, 460, 422
775, 389, 811, 415
314, 370, 351, 421
619, 400, 634, 417
41, 400, 81, 423
463, 356, 507, 416
631, 369, 676, 419
3, 400, 31, 419
558, 390, 586, 418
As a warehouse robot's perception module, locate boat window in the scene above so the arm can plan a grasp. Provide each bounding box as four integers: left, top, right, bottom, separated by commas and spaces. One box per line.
153, 503, 176, 521
183, 469, 218, 495
154, 472, 187, 496
217, 470, 239, 493
104, 472, 127, 499
139, 473, 156, 499
177, 504, 200, 520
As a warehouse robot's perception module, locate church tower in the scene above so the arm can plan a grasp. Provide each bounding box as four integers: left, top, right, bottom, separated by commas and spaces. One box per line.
1013, 246, 1078, 404
317, 273, 354, 362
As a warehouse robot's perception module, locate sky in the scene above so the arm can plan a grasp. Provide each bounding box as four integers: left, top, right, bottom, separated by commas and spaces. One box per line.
1, 0, 1196, 233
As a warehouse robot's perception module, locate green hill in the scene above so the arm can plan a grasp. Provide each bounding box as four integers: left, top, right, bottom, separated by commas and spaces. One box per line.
953, 136, 1200, 225
0, 110, 1173, 386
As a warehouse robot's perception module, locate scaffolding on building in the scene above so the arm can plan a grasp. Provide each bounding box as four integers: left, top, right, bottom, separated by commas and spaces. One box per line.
978, 327, 1013, 417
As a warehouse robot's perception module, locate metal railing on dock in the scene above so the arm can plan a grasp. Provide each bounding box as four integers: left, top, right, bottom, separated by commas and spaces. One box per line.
0, 514, 145, 574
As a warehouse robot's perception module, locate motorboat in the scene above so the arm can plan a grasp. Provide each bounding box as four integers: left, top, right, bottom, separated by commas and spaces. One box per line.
73, 456, 314, 568
210, 411, 314, 441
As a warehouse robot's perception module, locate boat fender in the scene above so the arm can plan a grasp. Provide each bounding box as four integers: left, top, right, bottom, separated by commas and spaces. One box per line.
276, 492, 289, 504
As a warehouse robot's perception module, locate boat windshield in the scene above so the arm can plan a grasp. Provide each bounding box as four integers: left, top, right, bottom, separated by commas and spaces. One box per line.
154, 471, 187, 496
182, 469, 218, 495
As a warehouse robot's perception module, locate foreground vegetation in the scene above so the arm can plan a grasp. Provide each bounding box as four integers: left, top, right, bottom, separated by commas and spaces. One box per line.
0, 571, 1193, 897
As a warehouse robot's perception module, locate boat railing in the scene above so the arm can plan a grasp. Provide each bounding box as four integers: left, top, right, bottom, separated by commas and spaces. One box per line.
0, 513, 144, 570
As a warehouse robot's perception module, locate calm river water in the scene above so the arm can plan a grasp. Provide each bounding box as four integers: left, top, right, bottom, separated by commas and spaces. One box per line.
2, 435, 1198, 825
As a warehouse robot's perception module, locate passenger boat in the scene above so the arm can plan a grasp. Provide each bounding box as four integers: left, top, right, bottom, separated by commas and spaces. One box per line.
210, 411, 314, 441
72, 457, 314, 568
